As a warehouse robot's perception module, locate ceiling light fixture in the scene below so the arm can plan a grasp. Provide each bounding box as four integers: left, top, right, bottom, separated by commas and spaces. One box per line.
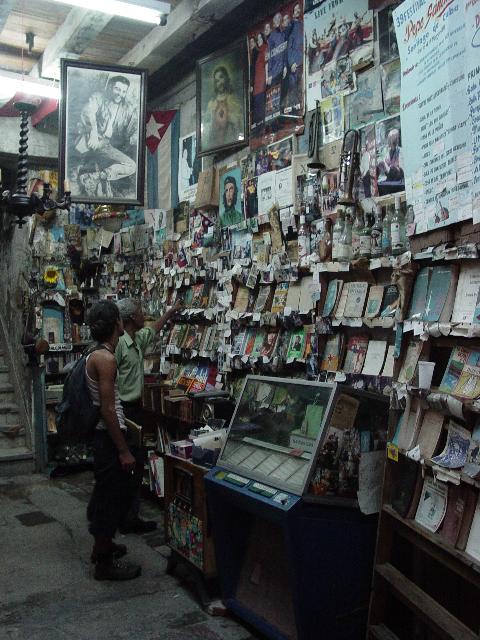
48, 0, 171, 24
0, 71, 60, 100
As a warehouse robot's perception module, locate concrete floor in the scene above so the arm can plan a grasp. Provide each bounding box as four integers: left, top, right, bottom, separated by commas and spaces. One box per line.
0, 471, 261, 640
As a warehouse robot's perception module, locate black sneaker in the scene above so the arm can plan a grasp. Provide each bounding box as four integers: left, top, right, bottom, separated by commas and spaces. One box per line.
91, 542, 127, 564
119, 518, 157, 534
94, 558, 141, 581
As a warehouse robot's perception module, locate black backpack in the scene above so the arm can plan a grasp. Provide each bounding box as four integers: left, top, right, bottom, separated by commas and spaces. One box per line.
55, 345, 107, 443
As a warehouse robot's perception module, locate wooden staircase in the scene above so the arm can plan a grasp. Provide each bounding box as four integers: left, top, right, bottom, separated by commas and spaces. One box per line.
0, 347, 34, 475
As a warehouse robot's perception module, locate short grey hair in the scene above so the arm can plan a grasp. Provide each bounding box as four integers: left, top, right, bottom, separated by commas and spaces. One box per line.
117, 298, 141, 321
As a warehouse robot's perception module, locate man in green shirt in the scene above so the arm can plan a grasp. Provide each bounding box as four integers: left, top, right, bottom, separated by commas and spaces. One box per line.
116, 297, 181, 533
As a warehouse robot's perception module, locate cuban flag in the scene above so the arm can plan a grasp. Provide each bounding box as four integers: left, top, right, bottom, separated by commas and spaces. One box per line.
145, 109, 179, 210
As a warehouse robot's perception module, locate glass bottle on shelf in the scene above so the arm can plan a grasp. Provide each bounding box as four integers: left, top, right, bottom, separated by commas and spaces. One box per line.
351, 208, 364, 260
318, 217, 332, 262
391, 195, 407, 256
359, 211, 372, 259
332, 206, 345, 262
370, 204, 383, 258
298, 214, 311, 260
381, 204, 393, 256
337, 209, 353, 262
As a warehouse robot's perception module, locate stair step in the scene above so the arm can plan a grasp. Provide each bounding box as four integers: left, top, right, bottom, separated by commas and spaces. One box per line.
0, 403, 19, 412
0, 383, 13, 392
0, 447, 34, 476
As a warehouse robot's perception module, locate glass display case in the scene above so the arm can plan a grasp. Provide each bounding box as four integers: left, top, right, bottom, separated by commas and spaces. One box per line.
218, 376, 336, 495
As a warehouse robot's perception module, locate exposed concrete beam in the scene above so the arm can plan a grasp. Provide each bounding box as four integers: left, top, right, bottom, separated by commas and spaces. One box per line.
0, 0, 15, 37
119, 0, 245, 72
30, 8, 112, 80
0, 117, 58, 160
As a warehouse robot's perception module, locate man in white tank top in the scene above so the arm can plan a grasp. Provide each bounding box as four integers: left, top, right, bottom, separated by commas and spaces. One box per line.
85, 300, 141, 581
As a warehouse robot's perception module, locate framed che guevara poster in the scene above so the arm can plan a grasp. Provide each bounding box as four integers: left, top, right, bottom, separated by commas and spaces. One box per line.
196, 41, 248, 157
59, 59, 147, 205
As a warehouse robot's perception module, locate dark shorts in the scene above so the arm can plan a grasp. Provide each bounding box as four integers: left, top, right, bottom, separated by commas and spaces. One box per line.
87, 430, 137, 538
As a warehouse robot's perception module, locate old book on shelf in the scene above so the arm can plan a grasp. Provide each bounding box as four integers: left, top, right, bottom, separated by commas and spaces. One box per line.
285, 282, 302, 311
405, 469, 425, 520
415, 410, 444, 460
234, 285, 250, 313
465, 493, 480, 562
414, 475, 448, 533
361, 340, 388, 376
232, 328, 248, 356
342, 336, 369, 374
463, 420, 480, 480
320, 334, 343, 371
430, 421, 470, 469
254, 285, 273, 313
456, 485, 478, 551
391, 455, 422, 518
439, 483, 469, 546
439, 346, 480, 394
397, 340, 423, 384
365, 285, 385, 319
451, 263, 480, 324
344, 282, 369, 318
333, 282, 349, 319
298, 275, 319, 313
394, 397, 422, 452
380, 345, 395, 377
453, 362, 480, 399
380, 284, 400, 318
287, 328, 306, 360
408, 266, 431, 320
243, 329, 257, 357
322, 279, 343, 318
424, 264, 458, 323
260, 329, 279, 358
271, 282, 290, 313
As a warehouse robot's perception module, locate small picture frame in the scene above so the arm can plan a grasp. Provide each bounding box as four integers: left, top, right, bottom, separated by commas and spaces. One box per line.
196, 42, 248, 157
59, 59, 147, 205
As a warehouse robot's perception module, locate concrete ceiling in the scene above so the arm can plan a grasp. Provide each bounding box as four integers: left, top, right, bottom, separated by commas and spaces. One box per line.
0, 0, 256, 94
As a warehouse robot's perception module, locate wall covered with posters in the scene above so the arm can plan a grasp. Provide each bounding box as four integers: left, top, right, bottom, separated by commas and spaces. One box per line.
3, 0, 480, 468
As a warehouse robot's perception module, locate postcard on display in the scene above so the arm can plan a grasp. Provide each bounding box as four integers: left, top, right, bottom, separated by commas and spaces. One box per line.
321, 170, 340, 215
377, 5, 398, 64
304, 0, 373, 111
321, 95, 345, 144
178, 132, 202, 203
345, 66, 384, 128
274, 166, 294, 209
381, 59, 400, 116
375, 115, 404, 196
243, 177, 259, 219
231, 230, 252, 261
257, 171, 276, 215
359, 122, 378, 199
319, 55, 356, 99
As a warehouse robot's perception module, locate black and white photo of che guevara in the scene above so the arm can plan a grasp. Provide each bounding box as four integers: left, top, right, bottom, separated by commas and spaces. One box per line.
61, 60, 146, 205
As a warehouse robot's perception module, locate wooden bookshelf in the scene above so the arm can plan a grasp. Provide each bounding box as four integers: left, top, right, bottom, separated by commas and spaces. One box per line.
367, 230, 480, 639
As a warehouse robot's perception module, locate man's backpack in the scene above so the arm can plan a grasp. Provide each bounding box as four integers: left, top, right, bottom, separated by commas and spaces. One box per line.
55, 345, 107, 443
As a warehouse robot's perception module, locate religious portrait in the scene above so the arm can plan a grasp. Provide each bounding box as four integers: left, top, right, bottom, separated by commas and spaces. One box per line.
59, 60, 147, 205
196, 42, 248, 156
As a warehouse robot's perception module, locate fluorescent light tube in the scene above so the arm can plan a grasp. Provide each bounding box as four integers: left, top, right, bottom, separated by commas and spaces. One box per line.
48, 0, 170, 24
0, 73, 60, 100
